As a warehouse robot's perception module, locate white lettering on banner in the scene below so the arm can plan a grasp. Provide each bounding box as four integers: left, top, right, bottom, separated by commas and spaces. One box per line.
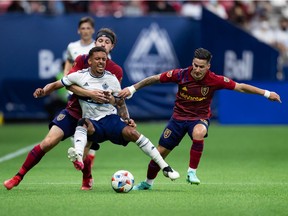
124, 23, 179, 83
224, 50, 253, 80
39, 49, 62, 79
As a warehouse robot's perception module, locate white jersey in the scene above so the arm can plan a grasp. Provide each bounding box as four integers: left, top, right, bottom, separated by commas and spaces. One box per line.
66, 40, 95, 62
62, 68, 121, 121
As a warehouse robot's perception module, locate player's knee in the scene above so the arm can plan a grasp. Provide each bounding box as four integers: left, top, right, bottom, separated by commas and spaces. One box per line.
123, 127, 139, 141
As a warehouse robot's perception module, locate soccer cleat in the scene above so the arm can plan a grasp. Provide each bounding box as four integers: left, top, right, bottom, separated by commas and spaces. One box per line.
186, 170, 200, 185
3, 175, 22, 190
81, 177, 94, 190
162, 166, 180, 180
132, 181, 152, 190
67, 147, 84, 170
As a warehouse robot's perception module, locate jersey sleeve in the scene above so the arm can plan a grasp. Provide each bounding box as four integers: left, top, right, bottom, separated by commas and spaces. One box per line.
61, 73, 78, 87
213, 74, 236, 90
68, 55, 85, 74
111, 64, 123, 84
159, 69, 182, 83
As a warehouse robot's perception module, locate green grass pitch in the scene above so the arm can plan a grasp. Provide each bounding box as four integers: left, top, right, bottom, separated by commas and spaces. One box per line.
0, 122, 288, 216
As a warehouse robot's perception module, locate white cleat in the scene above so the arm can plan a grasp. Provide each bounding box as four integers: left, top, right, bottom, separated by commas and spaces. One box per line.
162, 166, 180, 180
67, 147, 84, 170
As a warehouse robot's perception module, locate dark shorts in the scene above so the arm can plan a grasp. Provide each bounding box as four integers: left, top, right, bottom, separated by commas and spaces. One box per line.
159, 117, 210, 150
49, 109, 78, 141
88, 114, 129, 146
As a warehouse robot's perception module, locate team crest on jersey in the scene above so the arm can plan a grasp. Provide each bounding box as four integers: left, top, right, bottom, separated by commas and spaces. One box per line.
163, 128, 172, 138
182, 86, 188, 91
102, 82, 109, 90
201, 87, 209, 96
167, 70, 173, 77
224, 77, 230, 82
57, 113, 65, 121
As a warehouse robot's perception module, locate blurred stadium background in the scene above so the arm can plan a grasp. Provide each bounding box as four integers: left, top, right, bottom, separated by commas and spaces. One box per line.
0, 0, 287, 124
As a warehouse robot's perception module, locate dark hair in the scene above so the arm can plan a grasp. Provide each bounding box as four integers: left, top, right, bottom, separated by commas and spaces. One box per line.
78, 16, 95, 28
194, 48, 212, 63
95, 28, 117, 45
88, 46, 107, 58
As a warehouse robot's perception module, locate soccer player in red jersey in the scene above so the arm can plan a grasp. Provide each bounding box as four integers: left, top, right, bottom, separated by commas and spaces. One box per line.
3, 28, 123, 191
118, 47, 282, 190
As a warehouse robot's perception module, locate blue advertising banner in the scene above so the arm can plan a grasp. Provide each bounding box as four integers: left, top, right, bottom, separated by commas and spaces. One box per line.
201, 8, 279, 82
0, 14, 200, 120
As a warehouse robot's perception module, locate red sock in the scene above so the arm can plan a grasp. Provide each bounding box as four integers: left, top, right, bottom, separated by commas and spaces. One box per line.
82, 156, 92, 179
17, 144, 45, 178
189, 139, 204, 169
147, 160, 161, 179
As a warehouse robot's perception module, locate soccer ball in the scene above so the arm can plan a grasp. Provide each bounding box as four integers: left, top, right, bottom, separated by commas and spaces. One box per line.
111, 170, 134, 193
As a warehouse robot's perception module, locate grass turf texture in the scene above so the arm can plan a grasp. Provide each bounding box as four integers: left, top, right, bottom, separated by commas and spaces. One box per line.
0, 122, 287, 216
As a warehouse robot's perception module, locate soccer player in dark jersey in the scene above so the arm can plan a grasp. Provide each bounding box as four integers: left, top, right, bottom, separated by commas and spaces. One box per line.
118, 47, 282, 190
3, 28, 123, 191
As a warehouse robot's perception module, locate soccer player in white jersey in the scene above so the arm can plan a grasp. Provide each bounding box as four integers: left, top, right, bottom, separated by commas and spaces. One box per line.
64, 16, 95, 76
62, 46, 180, 182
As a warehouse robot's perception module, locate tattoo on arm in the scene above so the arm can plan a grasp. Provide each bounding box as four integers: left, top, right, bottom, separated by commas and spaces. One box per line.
135, 75, 160, 90
116, 98, 130, 119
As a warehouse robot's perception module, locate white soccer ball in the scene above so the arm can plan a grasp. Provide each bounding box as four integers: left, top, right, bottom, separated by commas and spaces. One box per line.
111, 170, 134, 193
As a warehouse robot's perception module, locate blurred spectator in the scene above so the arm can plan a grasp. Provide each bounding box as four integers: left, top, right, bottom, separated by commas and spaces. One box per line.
205, 0, 228, 19
180, 0, 203, 20
63, 0, 88, 13
44, 1, 65, 15
274, 16, 288, 80
227, 1, 251, 30
123, 0, 146, 16
146, 0, 178, 14
0, 0, 11, 14
250, 12, 275, 45
6, 0, 25, 13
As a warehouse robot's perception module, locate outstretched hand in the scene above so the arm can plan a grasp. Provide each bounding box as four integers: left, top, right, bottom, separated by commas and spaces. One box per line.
269, 92, 282, 103
33, 88, 45, 98
118, 87, 132, 99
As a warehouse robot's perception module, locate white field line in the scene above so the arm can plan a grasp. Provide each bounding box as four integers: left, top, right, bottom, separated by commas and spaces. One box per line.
0, 144, 36, 163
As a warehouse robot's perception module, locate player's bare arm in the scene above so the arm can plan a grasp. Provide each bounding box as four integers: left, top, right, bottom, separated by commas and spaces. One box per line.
115, 97, 136, 127
118, 74, 161, 99
234, 83, 282, 103
63, 60, 73, 76
33, 80, 63, 98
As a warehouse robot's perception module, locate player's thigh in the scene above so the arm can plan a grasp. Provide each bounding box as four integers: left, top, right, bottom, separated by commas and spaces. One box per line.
40, 125, 64, 151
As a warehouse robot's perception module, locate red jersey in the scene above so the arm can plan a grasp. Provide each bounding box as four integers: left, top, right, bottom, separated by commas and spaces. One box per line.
160, 66, 236, 121
66, 54, 123, 119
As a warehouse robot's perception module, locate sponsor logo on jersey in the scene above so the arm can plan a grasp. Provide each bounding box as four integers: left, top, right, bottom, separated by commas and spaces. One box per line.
163, 128, 172, 138
57, 114, 65, 121
167, 70, 173, 77
180, 92, 206, 101
201, 87, 209, 96
124, 23, 179, 83
224, 77, 230, 82
83, 82, 89, 86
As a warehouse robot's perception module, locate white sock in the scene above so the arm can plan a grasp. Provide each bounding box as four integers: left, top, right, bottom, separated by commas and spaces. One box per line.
89, 149, 96, 155
135, 134, 168, 169
145, 178, 154, 186
188, 167, 197, 173
74, 126, 87, 157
